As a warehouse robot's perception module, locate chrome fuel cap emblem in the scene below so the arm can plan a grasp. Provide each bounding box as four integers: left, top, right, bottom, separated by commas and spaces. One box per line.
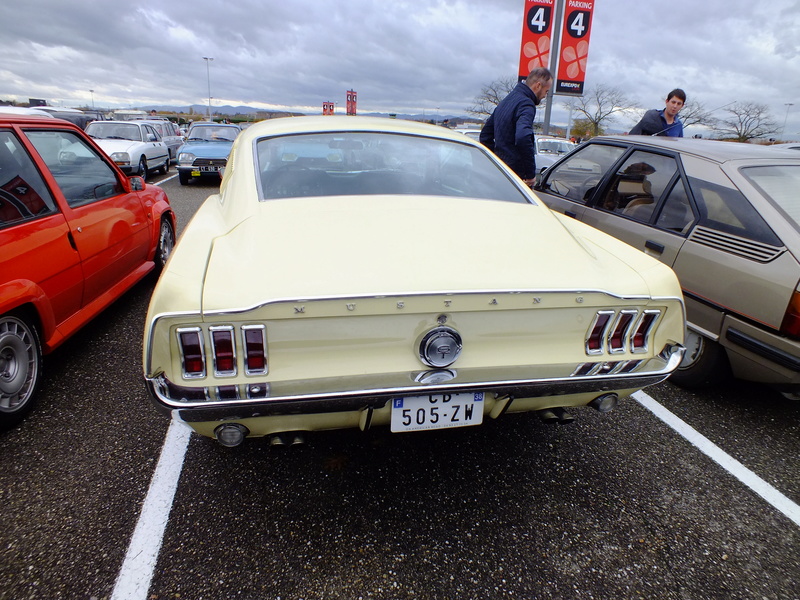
419, 326, 462, 368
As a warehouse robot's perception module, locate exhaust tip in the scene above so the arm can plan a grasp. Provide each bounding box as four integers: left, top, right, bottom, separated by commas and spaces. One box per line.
215, 423, 249, 447
553, 407, 575, 425
269, 434, 287, 447
589, 393, 619, 413
537, 407, 574, 424
537, 408, 560, 424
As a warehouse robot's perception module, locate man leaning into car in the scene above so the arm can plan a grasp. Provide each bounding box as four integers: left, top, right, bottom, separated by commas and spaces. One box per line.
480, 67, 553, 187
629, 89, 686, 137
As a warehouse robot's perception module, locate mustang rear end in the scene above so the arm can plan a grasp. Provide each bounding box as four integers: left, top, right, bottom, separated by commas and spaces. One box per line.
143, 116, 685, 446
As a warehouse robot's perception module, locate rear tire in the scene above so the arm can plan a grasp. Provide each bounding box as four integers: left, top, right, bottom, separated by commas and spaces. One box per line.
669, 329, 730, 388
0, 314, 42, 430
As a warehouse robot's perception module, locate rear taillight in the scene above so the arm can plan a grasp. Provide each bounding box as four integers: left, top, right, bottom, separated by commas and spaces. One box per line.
211, 326, 236, 376
631, 310, 661, 353
177, 327, 205, 378
586, 309, 662, 355
177, 324, 268, 379
242, 325, 268, 375
586, 311, 614, 354
781, 289, 800, 340
609, 310, 637, 353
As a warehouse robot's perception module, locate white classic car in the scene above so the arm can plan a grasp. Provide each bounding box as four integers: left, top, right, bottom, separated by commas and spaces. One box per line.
84, 120, 170, 178
143, 116, 685, 447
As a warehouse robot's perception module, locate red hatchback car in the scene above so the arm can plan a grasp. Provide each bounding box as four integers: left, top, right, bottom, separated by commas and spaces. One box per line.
0, 114, 176, 428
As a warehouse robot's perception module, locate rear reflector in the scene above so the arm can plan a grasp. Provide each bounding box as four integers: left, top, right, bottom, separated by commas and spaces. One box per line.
781, 289, 800, 340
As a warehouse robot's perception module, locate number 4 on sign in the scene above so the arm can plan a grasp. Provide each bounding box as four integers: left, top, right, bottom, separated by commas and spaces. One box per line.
569, 12, 585, 37
530, 7, 547, 32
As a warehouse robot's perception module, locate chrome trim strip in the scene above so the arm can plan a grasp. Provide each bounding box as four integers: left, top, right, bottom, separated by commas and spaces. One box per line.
146, 344, 685, 421
146, 290, 684, 374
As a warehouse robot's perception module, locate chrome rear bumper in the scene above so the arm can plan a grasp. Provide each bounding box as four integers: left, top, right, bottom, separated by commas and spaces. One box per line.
146, 343, 684, 423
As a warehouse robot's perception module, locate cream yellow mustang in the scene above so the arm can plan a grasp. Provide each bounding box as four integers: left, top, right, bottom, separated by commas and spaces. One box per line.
143, 116, 685, 446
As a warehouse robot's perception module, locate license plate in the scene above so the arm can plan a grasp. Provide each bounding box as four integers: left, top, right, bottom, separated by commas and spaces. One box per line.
198, 165, 221, 172
390, 392, 484, 432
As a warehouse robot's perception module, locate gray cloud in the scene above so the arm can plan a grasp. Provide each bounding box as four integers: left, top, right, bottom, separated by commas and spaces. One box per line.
1, 0, 799, 136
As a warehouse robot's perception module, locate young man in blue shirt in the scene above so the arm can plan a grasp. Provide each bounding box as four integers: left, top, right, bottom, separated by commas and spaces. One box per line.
630, 89, 686, 137
479, 67, 553, 187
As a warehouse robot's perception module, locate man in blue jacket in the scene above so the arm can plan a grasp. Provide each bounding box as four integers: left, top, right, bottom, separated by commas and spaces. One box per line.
629, 89, 686, 137
480, 67, 553, 187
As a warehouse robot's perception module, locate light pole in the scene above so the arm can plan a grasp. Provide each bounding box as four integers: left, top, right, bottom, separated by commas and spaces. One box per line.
89, 89, 95, 109
782, 103, 794, 140
202, 57, 214, 120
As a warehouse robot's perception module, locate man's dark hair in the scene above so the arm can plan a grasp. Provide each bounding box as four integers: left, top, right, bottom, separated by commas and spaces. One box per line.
526, 67, 553, 86
667, 88, 686, 103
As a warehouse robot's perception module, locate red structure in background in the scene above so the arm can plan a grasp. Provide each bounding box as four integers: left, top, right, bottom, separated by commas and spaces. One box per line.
346, 90, 357, 115
322, 101, 334, 115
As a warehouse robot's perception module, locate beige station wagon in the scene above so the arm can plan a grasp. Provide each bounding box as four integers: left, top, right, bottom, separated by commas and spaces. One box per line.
535, 135, 800, 398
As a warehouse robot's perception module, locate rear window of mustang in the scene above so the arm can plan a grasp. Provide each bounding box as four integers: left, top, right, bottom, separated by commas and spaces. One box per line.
255, 132, 531, 203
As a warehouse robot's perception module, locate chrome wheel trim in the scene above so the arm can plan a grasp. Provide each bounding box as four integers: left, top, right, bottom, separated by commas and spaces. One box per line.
0, 317, 38, 413
157, 219, 175, 266
679, 329, 704, 369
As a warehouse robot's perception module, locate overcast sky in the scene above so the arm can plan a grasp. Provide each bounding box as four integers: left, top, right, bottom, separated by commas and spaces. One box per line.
2, 0, 799, 137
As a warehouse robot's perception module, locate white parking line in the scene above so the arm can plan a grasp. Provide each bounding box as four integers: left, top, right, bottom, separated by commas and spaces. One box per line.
110, 390, 799, 600
110, 419, 192, 600
152, 172, 178, 185
633, 390, 800, 527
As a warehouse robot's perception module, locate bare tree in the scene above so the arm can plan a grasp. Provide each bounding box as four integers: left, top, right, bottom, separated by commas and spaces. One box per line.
564, 84, 638, 137
677, 100, 717, 130
466, 76, 517, 117
714, 102, 780, 142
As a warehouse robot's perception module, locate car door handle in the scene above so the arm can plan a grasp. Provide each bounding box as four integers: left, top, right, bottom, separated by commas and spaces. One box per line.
565, 210, 577, 218
645, 240, 665, 254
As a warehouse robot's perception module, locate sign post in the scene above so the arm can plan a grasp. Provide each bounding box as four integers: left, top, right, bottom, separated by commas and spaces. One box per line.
518, 0, 596, 134
518, 0, 556, 82
346, 90, 357, 116
554, 0, 596, 96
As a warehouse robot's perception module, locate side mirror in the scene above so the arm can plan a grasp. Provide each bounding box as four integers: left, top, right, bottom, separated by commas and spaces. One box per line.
129, 176, 145, 191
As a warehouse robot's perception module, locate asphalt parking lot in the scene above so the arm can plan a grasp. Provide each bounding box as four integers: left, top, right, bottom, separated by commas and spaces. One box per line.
1, 175, 798, 600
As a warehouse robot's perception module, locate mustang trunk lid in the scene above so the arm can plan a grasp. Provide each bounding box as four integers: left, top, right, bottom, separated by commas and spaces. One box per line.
200, 195, 650, 312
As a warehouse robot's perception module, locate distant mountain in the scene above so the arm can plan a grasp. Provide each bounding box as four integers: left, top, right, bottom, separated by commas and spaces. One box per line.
138, 104, 478, 123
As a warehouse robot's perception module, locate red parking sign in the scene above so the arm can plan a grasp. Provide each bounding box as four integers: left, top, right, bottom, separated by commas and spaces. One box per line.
554, 0, 595, 95
518, 0, 556, 81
